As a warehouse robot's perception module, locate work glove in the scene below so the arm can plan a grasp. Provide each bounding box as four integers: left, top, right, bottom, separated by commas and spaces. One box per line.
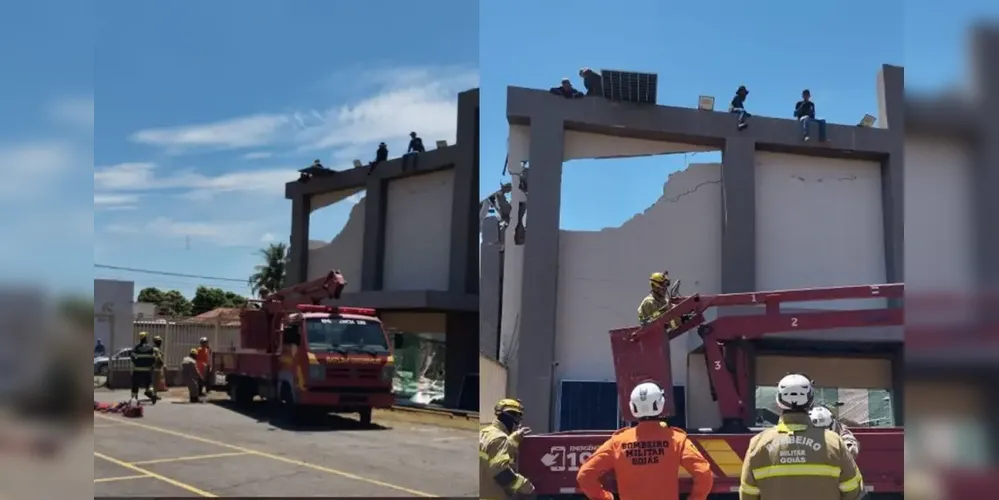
517, 480, 535, 495
511, 427, 532, 440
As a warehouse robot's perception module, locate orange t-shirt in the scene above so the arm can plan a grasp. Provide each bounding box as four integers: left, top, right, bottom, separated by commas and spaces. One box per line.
195, 347, 211, 376
576, 421, 714, 500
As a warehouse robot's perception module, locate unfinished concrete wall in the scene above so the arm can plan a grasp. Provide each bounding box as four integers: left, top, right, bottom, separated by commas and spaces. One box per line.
383, 169, 455, 291
904, 137, 973, 293
756, 153, 887, 310
479, 215, 502, 358
554, 162, 722, 385
307, 193, 366, 293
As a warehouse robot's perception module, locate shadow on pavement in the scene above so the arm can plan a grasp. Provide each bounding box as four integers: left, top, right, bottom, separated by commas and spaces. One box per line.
207, 400, 390, 432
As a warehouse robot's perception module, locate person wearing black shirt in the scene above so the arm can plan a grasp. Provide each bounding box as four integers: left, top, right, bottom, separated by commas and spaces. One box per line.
368, 142, 389, 174
730, 86, 750, 130
549, 78, 584, 99
794, 89, 827, 141
579, 68, 602, 96
407, 132, 425, 153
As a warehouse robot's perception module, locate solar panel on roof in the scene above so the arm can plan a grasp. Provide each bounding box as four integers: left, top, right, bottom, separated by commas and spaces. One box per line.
599, 70, 658, 105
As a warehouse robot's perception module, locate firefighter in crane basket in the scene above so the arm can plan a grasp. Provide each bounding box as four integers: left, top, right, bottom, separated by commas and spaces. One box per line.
637, 271, 681, 330
577, 381, 714, 500
809, 405, 860, 459
480, 398, 534, 499
739, 374, 864, 500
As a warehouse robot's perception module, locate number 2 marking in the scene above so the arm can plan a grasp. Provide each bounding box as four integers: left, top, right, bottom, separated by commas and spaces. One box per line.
790, 317, 798, 327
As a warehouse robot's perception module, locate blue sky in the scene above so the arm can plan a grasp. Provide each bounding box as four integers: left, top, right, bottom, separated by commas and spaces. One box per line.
94, 0, 477, 299
480, 0, 910, 231
0, 1, 93, 296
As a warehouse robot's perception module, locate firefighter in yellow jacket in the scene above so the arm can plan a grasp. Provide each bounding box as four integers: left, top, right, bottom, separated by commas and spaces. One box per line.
480, 399, 534, 499
638, 271, 679, 329
740, 374, 864, 500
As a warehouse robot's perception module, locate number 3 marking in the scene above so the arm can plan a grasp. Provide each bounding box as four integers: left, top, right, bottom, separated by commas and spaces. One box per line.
713, 360, 722, 370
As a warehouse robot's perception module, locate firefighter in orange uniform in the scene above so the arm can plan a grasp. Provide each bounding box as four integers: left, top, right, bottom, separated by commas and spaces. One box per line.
577, 381, 714, 500
739, 374, 864, 500
195, 337, 211, 396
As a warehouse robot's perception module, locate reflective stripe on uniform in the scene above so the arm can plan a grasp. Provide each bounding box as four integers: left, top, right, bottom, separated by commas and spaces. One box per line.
739, 482, 760, 495
839, 472, 863, 492
752, 464, 840, 479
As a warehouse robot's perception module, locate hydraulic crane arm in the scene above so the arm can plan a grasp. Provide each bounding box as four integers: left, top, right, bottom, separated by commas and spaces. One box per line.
262, 270, 346, 311
609, 283, 904, 431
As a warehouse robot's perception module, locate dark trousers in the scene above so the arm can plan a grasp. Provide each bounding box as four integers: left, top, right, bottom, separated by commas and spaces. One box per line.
131, 370, 153, 395
800, 117, 827, 140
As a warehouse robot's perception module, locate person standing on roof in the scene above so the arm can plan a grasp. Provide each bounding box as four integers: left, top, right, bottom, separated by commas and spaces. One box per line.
577, 381, 714, 500
129, 332, 158, 404
809, 406, 860, 459
637, 271, 679, 329
579, 68, 603, 96
739, 374, 864, 500
480, 398, 535, 499
195, 337, 211, 396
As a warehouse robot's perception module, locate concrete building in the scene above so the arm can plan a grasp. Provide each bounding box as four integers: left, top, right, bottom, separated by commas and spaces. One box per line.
94, 278, 135, 352
482, 66, 906, 432
285, 89, 479, 410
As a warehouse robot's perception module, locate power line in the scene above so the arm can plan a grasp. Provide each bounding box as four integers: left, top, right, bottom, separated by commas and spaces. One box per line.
94, 264, 247, 283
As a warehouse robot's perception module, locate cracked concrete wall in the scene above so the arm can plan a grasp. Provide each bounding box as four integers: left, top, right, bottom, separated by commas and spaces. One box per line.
756, 152, 887, 310
554, 163, 723, 385
904, 137, 973, 294
383, 169, 455, 291
308, 192, 366, 293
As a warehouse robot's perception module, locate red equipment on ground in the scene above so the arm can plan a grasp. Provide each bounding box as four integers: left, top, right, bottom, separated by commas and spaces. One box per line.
210, 270, 397, 424
518, 283, 905, 499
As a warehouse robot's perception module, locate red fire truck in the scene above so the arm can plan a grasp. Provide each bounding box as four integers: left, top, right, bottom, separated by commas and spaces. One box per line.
518, 283, 904, 499
211, 270, 396, 425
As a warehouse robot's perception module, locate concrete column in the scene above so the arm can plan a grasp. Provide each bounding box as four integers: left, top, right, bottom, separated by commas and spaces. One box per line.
287, 195, 311, 286
361, 178, 387, 291
448, 90, 479, 295
516, 116, 564, 432
878, 64, 905, 285
720, 137, 757, 294
480, 216, 503, 359
444, 312, 478, 410
500, 129, 530, 396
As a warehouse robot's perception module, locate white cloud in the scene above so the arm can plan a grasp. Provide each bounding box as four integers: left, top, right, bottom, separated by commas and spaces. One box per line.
0, 141, 76, 199
260, 232, 276, 243
105, 216, 264, 248
94, 162, 298, 199
95, 193, 139, 209
242, 151, 273, 160
48, 97, 94, 130
126, 65, 477, 156
130, 114, 290, 151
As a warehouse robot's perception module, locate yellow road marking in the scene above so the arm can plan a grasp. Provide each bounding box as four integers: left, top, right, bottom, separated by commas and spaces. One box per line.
93, 424, 119, 428
132, 452, 250, 465
94, 414, 435, 497
697, 438, 744, 476
94, 474, 151, 483
94, 451, 217, 497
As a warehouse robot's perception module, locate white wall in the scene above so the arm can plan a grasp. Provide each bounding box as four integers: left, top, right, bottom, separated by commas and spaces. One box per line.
480, 355, 508, 424
755, 153, 887, 310
94, 279, 134, 351
383, 169, 455, 291
308, 197, 366, 292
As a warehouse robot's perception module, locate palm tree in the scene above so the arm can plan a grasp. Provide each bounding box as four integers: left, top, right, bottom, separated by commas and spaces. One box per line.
249, 242, 288, 298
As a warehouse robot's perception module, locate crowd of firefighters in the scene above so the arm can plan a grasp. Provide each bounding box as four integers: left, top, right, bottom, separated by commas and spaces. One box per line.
126, 332, 213, 404
481, 272, 865, 500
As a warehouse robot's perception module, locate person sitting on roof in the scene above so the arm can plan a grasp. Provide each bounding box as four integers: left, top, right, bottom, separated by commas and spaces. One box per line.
550, 78, 584, 99
407, 131, 425, 153
794, 89, 827, 142
730, 85, 751, 130
579, 68, 602, 96
368, 142, 389, 174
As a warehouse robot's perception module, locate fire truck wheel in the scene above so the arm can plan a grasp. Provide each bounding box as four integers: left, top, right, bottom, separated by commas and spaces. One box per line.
232, 379, 255, 406
358, 407, 372, 426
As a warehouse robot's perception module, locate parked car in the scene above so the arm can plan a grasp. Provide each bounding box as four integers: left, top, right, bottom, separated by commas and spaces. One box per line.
94, 348, 131, 376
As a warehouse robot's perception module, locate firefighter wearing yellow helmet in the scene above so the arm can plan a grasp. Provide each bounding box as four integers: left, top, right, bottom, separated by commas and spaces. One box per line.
480, 399, 534, 499
638, 271, 677, 328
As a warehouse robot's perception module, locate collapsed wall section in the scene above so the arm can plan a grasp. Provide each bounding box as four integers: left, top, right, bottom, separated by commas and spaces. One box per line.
308, 189, 366, 293
553, 162, 723, 385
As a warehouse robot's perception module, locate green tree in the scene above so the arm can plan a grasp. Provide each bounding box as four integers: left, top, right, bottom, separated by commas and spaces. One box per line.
191, 286, 248, 316
137, 287, 191, 317
136, 287, 165, 305
249, 242, 288, 298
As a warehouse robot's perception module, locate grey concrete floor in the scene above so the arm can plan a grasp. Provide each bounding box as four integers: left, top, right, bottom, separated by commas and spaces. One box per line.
93, 391, 477, 497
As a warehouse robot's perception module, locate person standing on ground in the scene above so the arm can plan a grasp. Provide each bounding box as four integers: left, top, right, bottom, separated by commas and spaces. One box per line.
181, 349, 202, 403
809, 406, 860, 458
94, 339, 106, 358
577, 381, 714, 500
480, 399, 535, 499
739, 374, 864, 500
195, 337, 211, 396
129, 332, 158, 404
152, 335, 168, 392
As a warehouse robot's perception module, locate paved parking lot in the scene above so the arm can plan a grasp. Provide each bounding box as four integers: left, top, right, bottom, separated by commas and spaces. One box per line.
93, 391, 477, 497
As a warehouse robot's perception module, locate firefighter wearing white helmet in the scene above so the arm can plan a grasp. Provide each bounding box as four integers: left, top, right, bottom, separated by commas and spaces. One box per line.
739, 374, 864, 500
577, 381, 714, 500
809, 406, 860, 458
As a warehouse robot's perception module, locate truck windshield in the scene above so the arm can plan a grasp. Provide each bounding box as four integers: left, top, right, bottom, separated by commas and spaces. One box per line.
305, 317, 389, 355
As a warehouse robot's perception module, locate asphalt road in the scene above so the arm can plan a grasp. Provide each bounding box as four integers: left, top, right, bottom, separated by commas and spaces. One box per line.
93, 391, 477, 497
